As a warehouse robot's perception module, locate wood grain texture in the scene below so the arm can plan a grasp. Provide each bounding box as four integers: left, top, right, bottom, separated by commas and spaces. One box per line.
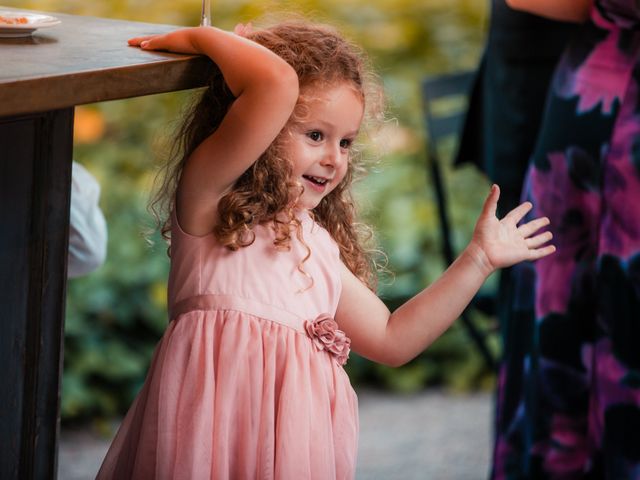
0, 8, 213, 116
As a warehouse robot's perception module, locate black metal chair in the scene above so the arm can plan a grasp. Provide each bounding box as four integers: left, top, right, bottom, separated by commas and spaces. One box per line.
421, 71, 497, 372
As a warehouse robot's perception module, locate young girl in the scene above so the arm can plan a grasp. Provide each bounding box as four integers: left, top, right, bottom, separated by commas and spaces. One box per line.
97, 20, 555, 479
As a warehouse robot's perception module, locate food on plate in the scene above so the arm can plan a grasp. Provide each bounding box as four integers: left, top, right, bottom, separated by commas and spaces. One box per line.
0, 15, 29, 25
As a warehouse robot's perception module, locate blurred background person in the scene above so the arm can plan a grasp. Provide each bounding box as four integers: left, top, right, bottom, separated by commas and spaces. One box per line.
457, 0, 576, 218
454, 3, 576, 476
493, 0, 640, 477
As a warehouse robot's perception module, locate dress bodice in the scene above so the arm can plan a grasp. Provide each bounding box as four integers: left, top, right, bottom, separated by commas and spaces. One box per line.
167, 211, 342, 329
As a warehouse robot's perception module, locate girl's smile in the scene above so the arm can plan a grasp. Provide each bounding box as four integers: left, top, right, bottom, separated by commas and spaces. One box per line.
285, 83, 365, 209
302, 174, 332, 193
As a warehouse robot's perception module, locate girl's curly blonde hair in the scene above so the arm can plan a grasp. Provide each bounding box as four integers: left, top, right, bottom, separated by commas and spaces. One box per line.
150, 19, 385, 289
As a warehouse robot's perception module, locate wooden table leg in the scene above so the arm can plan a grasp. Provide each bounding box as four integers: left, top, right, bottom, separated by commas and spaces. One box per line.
0, 108, 74, 480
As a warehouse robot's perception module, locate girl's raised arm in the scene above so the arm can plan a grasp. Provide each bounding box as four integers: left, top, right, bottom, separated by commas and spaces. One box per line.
129, 26, 299, 235
335, 185, 555, 367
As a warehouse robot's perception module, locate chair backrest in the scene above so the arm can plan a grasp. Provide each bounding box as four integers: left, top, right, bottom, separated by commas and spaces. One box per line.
421, 71, 475, 156
420, 70, 497, 372
420, 70, 475, 267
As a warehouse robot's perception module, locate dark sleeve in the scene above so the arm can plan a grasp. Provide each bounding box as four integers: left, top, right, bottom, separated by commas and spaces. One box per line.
454, 0, 578, 196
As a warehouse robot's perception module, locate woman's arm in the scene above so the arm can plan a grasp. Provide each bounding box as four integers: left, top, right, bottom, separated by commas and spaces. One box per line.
335, 185, 555, 367
505, 0, 593, 23
128, 27, 299, 235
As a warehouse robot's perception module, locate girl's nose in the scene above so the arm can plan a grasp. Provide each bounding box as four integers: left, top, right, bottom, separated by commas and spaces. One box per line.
321, 144, 341, 167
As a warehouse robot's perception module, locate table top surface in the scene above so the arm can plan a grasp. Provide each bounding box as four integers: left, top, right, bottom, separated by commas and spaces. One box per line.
0, 7, 213, 116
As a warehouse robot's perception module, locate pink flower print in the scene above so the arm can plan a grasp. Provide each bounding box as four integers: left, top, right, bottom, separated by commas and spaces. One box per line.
528, 153, 600, 318
597, 77, 640, 259
554, 8, 640, 116
304, 313, 351, 366
541, 414, 591, 476
581, 339, 640, 445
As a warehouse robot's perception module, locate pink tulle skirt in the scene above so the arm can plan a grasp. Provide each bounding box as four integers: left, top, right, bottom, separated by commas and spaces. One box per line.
96, 309, 359, 479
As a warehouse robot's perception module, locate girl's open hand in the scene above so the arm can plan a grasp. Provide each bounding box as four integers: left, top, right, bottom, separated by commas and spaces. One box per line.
466, 185, 555, 275
128, 27, 202, 54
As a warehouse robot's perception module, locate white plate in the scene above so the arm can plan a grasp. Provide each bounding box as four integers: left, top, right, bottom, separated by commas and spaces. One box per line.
0, 11, 61, 38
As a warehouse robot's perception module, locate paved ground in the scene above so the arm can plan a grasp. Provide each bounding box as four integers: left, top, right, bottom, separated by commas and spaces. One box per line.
59, 389, 493, 479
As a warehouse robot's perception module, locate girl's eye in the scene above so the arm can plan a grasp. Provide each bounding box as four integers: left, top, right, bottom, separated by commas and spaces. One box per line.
307, 131, 323, 142
340, 139, 353, 149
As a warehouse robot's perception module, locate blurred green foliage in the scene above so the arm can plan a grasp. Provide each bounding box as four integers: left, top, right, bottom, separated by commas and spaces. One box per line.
6, 0, 497, 421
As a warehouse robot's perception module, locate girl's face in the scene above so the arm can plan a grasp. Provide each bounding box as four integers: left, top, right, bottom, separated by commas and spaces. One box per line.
285, 83, 365, 210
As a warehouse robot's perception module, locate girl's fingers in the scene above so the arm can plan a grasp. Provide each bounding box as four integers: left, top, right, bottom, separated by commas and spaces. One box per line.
480, 184, 500, 219
128, 35, 156, 45
525, 230, 553, 249
529, 244, 556, 260
518, 216, 550, 237
128, 34, 162, 48
503, 201, 532, 225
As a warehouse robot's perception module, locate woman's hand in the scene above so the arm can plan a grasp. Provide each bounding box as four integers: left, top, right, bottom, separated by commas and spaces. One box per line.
466, 184, 555, 276
128, 27, 204, 54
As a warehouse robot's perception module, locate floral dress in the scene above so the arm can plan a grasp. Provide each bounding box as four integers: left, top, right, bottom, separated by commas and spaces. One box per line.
492, 1, 640, 478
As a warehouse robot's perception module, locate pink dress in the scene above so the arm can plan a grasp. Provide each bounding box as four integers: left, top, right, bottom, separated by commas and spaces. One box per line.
96, 211, 359, 479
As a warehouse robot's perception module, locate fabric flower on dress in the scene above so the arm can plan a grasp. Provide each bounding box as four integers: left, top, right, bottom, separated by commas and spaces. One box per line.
304, 313, 351, 366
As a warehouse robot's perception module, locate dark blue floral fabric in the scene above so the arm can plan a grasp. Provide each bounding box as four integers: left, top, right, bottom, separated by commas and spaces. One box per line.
492, 2, 640, 478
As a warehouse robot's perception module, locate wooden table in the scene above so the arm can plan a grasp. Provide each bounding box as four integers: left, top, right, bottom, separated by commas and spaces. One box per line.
0, 8, 212, 479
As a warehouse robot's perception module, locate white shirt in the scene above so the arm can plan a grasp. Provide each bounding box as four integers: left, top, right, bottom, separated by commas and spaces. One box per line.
68, 162, 107, 278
